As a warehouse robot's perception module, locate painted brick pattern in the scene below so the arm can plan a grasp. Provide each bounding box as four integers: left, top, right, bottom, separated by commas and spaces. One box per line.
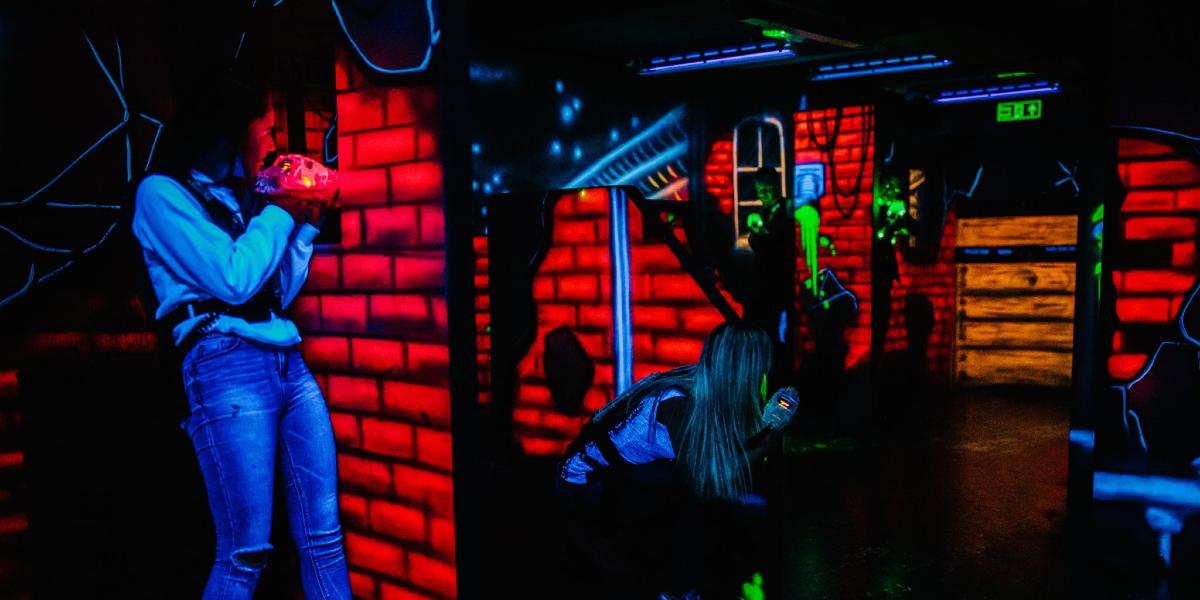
794, 106, 876, 369
476, 188, 726, 456
298, 52, 453, 600
1109, 137, 1200, 382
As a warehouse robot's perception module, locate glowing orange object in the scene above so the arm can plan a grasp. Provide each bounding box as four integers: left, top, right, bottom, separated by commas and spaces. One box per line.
255, 153, 338, 197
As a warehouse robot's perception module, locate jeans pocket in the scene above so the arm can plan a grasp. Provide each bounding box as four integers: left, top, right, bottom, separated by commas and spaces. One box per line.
185, 334, 243, 368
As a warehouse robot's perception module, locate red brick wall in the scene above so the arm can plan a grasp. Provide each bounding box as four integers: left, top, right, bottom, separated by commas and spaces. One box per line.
476, 188, 727, 456
513, 189, 614, 455
1109, 137, 1200, 381
294, 52, 454, 600
704, 139, 735, 215
794, 106, 876, 369
881, 213, 958, 384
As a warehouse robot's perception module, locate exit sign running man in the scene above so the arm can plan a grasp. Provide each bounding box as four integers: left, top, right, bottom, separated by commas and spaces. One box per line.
997, 99, 1042, 122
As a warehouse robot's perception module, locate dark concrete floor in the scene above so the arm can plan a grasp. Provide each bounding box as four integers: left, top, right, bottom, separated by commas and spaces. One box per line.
778, 389, 1071, 599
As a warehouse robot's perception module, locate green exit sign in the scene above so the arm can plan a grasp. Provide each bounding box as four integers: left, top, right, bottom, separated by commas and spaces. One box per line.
997, 99, 1042, 122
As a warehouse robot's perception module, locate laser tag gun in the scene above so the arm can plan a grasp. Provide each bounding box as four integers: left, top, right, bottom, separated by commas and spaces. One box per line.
762, 386, 800, 431
255, 153, 339, 198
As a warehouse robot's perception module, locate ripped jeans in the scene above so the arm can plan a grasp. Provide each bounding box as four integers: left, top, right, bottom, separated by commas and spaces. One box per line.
182, 333, 351, 600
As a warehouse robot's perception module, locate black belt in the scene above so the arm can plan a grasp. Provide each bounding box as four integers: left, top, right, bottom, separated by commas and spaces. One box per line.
162, 296, 279, 356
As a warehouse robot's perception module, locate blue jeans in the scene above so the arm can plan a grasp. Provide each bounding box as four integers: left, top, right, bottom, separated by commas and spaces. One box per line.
181, 333, 351, 600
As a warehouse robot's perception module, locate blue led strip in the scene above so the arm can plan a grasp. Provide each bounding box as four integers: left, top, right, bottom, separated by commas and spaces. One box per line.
332, 0, 441, 75
564, 106, 687, 188
934, 81, 1060, 104
609, 188, 634, 394
640, 46, 795, 75
812, 57, 951, 81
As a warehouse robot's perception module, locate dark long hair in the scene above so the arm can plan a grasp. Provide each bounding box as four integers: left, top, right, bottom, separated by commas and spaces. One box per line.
594, 321, 774, 500
155, 72, 271, 178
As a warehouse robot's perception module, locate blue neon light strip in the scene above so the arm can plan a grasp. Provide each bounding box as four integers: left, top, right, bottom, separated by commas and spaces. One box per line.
641, 45, 795, 75
1094, 471, 1200, 508
934, 81, 1060, 104
812, 56, 951, 81
1068, 429, 1094, 452
609, 188, 634, 394
564, 107, 686, 188
1179, 283, 1199, 345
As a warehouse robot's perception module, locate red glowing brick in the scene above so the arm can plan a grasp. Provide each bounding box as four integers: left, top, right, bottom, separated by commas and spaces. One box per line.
575, 188, 609, 215
382, 380, 451, 427
309, 254, 340, 290
301, 335, 350, 370
532, 277, 555, 301
416, 128, 437, 160
393, 255, 445, 289
678, 307, 725, 333
632, 306, 678, 330
1116, 297, 1171, 323
1109, 353, 1148, 380
649, 274, 700, 301
354, 126, 416, 168
386, 87, 427, 125
1125, 216, 1198, 240
1121, 270, 1197, 293
369, 294, 430, 332
345, 532, 406, 579
539, 247, 575, 272
431, 518, 455, 560
1127, 159, 1200, 188
392, 464, 455, 518
574, 245, 610, 270
419, 204, 445, 246
341, 208, 363, 248
350, 338, 405, 375
330, 411, 361, 448
1173, 242, 1196, 268
431, 297, 447, 332
337, 90, 386, 133
380, 582, 436, 600
517, 384, 552, 406
538, 303, 577, 326
1178, 188, 1200, 211
1121, 190, 1176, 212
408, 552, 456, 598
369, 499, 427, 545
362, 416, 415, 459
415, 426, 453, 471
519, 436, 566, 455
339, 167, 389, 207
339, 492, 368, 529
364, 204, 420, 247
327, 374, 380, 411
653, 336, 704, 364
338, 454, 392, 495
343, 254, 393, 290
557, 274, 599, 300
1118, 138, 1175, 158
322, 295, 368, 331
555, 220, 597, 244
290, 295, 322, 330
389, 161, 442, 204
407, 342, 450, 385
578, 305, 611, 328
631, 245, 679, 272
335, 60, 351, 91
